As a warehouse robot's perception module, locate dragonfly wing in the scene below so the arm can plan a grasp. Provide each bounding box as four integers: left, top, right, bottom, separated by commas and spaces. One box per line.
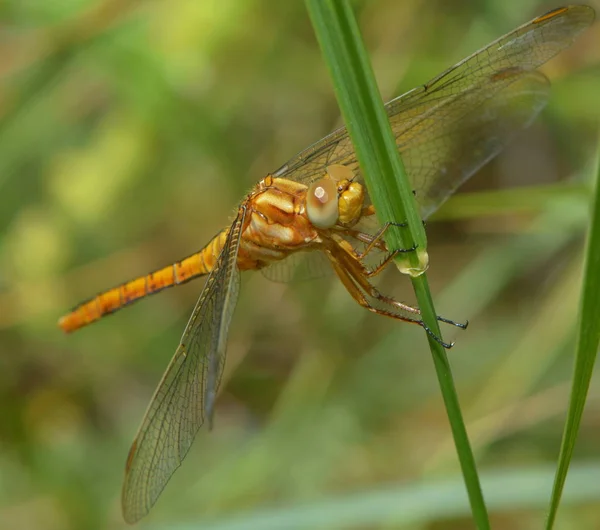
261, 251, 333, 283
398, 69, 550, 218
384, 5, 593, 111
121, 208, 246, 524
273, 5, 593, 217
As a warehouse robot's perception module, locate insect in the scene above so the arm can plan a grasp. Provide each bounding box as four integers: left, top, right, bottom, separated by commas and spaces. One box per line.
58, 5, 594, 523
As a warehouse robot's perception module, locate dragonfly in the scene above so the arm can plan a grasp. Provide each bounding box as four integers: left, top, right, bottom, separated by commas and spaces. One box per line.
58, 5, 594, 524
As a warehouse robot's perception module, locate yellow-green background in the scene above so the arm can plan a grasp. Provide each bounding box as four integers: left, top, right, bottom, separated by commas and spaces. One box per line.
1, 1, 600, 529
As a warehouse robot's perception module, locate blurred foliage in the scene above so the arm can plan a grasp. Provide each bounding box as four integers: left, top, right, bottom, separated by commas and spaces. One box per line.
1, 1, 600, 529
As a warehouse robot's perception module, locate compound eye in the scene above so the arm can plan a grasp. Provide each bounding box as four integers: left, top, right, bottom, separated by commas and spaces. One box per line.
306, 177, 339, 228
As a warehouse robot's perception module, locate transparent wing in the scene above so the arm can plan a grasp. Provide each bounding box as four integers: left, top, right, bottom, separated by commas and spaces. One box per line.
395, 69, 550, 218
260, 250, 332, 283
273, 5, 594, 219
121, 208, 246, 524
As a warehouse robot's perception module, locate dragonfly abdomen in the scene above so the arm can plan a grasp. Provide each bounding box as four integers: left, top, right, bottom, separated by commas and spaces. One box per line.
58, 232, 227, 333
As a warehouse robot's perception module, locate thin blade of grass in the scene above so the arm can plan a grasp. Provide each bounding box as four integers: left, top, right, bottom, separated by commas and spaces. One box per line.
304, 1, 489, 528
546, 135, 600, 529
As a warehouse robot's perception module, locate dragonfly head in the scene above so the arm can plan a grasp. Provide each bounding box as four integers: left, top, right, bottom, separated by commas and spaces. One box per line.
306, 164, 364, 229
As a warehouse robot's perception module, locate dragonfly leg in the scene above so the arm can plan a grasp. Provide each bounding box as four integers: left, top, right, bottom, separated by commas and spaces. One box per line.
336, 233, 406, 279
338, 227, 388, 251
422, 323, 455, 348
326, 240, 458, 349
363, 250, 399, 278
336, 238, 395, 278
438, 315, 469, 330
328, 249, 420, 324
376, 283, 467, 335
368, 287, 462, 346
338, 223, 416, 276
356, 222, 416, 259
338, 238, 467, 327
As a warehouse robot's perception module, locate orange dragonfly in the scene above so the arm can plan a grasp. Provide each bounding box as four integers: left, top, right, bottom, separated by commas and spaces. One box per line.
58, 5, 593, 524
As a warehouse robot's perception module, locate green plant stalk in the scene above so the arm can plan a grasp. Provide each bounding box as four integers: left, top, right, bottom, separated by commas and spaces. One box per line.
546, 136, 600, 529
305, 1, 489, 528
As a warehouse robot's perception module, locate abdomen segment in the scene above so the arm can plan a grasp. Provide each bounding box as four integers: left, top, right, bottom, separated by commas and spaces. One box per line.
58, 234, 225, 333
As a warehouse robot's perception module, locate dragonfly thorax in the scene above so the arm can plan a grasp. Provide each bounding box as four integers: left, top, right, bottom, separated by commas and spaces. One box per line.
336, 179, 364, 226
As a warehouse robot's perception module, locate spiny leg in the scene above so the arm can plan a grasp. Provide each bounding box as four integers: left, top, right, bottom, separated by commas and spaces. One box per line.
327, 241, 458, 348
330, 255, 455, 349
363, 250, 399, 278
362, 222, 414, 258
338, 227, 389, 252
353, 222, 416, 260
338, 224, 415, 279
337, 232, 467, 328
360, 209, 465, 329
336, 239, 396, 279
356, 279, 457, 349
326, 248, 421, 325
438, 315, 469, 330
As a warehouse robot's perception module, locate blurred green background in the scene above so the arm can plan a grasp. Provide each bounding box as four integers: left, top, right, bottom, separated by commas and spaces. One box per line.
1, 1, 600, 529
